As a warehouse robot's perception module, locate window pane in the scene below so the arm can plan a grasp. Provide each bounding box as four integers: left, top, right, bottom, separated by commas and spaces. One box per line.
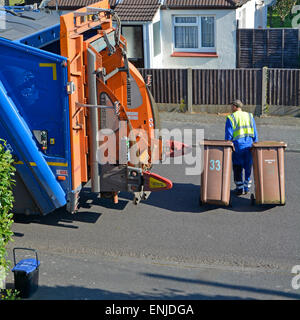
122, 26, 143, 58
175, 17, 197, 24
201, 17, 215, 47
153, 21, 161, 56
175, 26, 198, 48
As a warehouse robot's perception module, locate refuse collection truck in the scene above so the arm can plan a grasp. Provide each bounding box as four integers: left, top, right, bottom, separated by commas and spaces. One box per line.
0, 1, 184, 215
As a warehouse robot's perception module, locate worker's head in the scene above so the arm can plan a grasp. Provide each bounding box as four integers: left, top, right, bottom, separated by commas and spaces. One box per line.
231, 100, 243, 112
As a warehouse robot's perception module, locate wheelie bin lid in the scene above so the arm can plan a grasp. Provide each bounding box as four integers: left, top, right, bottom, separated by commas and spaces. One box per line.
202, 140, 235, 151
12, 259, 40, 274
252, 141, 287, 148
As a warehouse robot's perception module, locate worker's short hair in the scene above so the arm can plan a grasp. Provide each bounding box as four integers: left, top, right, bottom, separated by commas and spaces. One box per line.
231, 99, 244, 109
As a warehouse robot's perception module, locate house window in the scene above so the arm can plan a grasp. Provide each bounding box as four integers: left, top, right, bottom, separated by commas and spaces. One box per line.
153, 21, 161, 57
173, 16, 215, 52
122, 26, 144, 59
121, 25, 145, 68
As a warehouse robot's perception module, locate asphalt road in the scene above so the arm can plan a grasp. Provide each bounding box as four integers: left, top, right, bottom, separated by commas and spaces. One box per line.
5, 113, 300, 300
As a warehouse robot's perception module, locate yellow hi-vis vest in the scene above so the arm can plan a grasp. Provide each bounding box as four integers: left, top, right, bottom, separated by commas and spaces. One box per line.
227, 110, 254, 141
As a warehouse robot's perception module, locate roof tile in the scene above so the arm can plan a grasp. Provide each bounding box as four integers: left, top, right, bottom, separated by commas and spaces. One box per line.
46, 0, 161, 21
46, 0, 249, 20
163, 0, 246, 9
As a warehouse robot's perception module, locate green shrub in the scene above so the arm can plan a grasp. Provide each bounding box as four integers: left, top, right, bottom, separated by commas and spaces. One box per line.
1, 288, 20, 300
0, 139, 15, 274
179, 99, 187, 113
0, 139, 18, 299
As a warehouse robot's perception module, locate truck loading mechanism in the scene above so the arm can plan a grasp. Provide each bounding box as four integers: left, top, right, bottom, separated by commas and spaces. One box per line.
0, 1, 189, 215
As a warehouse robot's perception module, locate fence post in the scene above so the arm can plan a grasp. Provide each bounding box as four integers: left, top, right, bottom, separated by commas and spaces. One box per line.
187, 68, 193, 113
261, 66, 268, 116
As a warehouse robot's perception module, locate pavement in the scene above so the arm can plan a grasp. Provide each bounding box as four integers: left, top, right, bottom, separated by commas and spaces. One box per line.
5, 112, 300, 301
160, 112, 300, 152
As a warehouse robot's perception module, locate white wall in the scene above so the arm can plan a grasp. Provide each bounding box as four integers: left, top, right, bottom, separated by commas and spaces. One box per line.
158, 9, 237, 69
236, 0, 270, 29
255, 3, 265, 29
143, 23, 151, 68
258, 0, 277, 29
236, 0, 256, 28
151, 9, 162, 68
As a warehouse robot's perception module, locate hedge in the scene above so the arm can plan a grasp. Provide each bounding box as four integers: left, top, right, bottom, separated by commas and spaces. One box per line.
0, 139, 15, 274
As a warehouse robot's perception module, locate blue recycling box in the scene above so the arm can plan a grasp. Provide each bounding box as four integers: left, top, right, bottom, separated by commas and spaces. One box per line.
12, 248, 40, 298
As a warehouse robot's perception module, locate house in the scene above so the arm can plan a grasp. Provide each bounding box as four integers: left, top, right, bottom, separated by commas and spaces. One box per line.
106, 0, 161, 68
43, 0, 161, 68
44, 0, 266, 69
237, 0, 277, 29
158, 0, 263, 69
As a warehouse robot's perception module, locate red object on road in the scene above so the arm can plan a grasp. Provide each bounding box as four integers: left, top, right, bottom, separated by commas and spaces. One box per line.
165, 140, 192, 158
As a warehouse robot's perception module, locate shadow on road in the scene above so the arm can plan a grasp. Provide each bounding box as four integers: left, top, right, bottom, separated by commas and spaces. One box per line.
6, 271, 300, 300
13, 207, 102, 229
130, 183, 278, 214
12, 187, 130, 228
141, 273, 300, 300
12, 182, 280, 229
5, 282, 254, 300
80, 187, 129, 211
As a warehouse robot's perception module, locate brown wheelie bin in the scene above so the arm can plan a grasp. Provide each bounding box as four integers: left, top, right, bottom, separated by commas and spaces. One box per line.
251, 141, 287, 206
200, 140, 235, 206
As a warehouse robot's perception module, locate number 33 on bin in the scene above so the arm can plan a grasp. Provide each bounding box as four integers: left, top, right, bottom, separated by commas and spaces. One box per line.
209, 160, 221, 171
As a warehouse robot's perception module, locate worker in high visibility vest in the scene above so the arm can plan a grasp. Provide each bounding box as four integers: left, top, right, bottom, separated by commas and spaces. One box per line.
225, 100, 258, 195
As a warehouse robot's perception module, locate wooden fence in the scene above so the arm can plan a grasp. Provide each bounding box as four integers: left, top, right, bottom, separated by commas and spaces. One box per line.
138, 68, 187, 104
268, 69, 300, 106
237, 28, 299, 69
192, 69, 262, 106
139, 68, 300, 109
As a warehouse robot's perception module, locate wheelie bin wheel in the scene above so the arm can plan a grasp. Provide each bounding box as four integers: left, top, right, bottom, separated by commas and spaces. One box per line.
199, 197, 203, 206
251, 193, 255, 206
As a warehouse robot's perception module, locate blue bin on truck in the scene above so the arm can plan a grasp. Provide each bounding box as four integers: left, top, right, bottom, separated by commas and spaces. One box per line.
0, 8, 72, 215
0, 3, 176, 216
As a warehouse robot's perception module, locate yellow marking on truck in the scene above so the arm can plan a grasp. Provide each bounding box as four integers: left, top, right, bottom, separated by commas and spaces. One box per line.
14, 161, 37, 167
39, 63, 57, 80
149, 177, 166, 189
14, 161, 68, 167
47, 162, 68, 167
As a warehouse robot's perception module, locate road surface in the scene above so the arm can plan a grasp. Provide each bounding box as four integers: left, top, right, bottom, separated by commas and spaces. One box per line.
6, 112, 300, 300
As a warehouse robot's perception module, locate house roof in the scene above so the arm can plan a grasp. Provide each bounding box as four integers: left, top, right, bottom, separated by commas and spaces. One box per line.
109, 0, 161, 22
161, 0, 250, 9
46, 0, 109, 11
46, 0, 161, 21
46, 0, 250, 20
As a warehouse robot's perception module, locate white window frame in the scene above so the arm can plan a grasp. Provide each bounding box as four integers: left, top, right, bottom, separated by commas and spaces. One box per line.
172, 15, 216, 52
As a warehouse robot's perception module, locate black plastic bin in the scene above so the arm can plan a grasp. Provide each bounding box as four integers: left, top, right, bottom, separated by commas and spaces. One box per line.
12, 248, 40, 298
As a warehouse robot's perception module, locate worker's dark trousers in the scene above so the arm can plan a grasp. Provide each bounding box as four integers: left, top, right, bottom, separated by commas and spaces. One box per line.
233, 165, 244, 189
232, 148, 253, 192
